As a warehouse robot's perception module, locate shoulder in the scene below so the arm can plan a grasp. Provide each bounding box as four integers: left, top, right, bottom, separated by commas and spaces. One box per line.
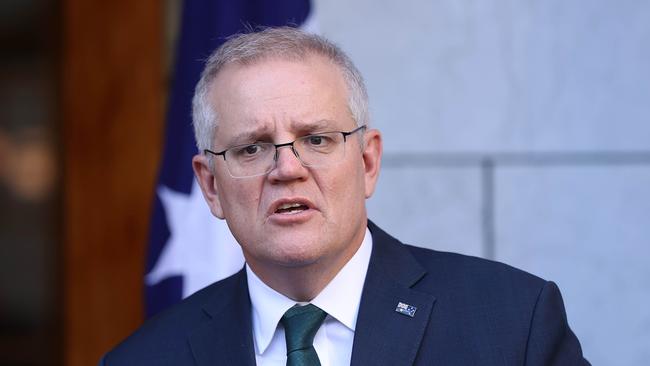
406, 243, 545, 294
404, 246, 588, 363
401, 242, 551, 316
101, 270, 244, 365
369, 220, 549, 316
368, 220, 546, 298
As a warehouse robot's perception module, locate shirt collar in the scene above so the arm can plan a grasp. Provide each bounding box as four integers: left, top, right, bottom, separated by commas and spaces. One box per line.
246, 227, 373, 355
310, 228, 372, 331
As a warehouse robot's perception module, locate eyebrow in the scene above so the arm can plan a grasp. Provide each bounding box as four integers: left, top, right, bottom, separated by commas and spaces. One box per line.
226, 125, 272, 146
290, 119, 338, 134
224, 119, 340, 147
229, 131, 262, 145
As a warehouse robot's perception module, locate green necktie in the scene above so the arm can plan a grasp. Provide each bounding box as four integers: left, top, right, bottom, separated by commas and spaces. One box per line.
280, 304, 327, 366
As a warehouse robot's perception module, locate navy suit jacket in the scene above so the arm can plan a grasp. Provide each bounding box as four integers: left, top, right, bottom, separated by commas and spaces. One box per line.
102, 221, 589, 365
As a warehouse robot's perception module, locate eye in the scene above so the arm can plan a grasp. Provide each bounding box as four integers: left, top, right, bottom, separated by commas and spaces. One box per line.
231, 143, 265, 158
305, 134, 335, 147
308, 135, 325, 145
243, 144, 261, 155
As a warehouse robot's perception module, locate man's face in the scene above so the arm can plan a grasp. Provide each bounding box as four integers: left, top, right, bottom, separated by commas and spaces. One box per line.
193, 55, 382, 276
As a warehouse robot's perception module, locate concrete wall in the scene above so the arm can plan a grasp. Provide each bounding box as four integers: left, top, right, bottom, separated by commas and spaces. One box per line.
315, 1, 650, 364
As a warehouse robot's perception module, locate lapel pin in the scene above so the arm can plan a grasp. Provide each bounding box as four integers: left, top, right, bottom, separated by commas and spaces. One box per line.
395, 302, 417, 317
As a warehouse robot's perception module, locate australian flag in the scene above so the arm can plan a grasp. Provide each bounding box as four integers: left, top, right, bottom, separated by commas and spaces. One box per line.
145, 0, 315, 318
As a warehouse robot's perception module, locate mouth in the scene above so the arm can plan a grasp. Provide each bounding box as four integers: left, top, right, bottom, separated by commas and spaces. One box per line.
275, 202, 310, 215
269, 197, 315, 217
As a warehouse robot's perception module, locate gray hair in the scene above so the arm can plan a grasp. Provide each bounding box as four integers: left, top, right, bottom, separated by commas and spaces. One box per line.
191, 26, 369, 152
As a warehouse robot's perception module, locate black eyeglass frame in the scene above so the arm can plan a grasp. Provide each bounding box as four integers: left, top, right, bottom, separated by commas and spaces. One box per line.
203, 125, 367, 164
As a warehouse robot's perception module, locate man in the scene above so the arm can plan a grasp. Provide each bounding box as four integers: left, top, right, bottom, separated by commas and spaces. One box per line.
102, 27, 589, 365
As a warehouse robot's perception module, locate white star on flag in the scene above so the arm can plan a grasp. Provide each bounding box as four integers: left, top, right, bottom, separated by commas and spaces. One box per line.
145, 179, 245, 298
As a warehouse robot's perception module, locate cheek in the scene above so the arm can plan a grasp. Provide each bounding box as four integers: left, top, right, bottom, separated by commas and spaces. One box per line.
220, 180, 263, 219
320, 163, 366, 211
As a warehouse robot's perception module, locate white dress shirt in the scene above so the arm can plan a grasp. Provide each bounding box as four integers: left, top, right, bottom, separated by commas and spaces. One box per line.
246, 228, 373, 366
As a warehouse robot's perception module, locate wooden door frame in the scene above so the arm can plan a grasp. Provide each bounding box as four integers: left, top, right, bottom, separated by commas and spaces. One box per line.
61, 1, 163, 364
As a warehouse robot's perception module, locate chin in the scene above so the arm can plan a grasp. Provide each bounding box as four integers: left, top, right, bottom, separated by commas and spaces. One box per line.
275, 256, 320, 269
268, 239, 325, 268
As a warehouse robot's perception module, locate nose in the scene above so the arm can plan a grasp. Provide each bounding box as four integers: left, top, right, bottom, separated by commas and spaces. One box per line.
267, 144, 308, 182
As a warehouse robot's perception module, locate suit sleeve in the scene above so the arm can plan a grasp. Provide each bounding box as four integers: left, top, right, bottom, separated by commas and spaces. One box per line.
524, 281, 590, 366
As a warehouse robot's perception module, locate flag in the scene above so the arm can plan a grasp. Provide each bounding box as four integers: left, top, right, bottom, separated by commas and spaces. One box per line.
145, 0, 315, 318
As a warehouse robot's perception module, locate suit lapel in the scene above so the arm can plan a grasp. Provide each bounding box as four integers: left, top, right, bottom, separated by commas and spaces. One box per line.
351, 221, 437, 366
186, 222, 436, 366
188, 269, 256, 366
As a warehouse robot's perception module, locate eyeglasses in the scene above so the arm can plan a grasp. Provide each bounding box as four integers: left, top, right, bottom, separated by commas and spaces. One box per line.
204, 125, 366, 178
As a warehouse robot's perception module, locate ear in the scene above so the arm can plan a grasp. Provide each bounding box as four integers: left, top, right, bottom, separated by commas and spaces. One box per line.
192, 154, 225, 219
361, 128, 382, 198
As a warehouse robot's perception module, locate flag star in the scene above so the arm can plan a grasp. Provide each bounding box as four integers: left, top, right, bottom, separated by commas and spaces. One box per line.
146, 180, 245, 298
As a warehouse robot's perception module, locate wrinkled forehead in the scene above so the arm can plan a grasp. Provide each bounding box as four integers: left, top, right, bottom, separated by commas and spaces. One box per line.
209, 51, 346, 93
206, 54, 353, 146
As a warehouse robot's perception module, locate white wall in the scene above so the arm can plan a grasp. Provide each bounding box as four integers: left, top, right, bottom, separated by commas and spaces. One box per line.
315, 1, 650, 364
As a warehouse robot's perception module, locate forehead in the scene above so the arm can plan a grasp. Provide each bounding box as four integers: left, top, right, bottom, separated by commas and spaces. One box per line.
208, 55, 353, 144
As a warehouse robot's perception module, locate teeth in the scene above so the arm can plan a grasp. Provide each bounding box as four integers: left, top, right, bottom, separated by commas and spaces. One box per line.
275, 202, 308, 214
278, 202, 303, 210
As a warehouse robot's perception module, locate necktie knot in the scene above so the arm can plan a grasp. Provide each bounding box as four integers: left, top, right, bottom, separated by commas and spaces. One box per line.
280, 304, 327, 365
